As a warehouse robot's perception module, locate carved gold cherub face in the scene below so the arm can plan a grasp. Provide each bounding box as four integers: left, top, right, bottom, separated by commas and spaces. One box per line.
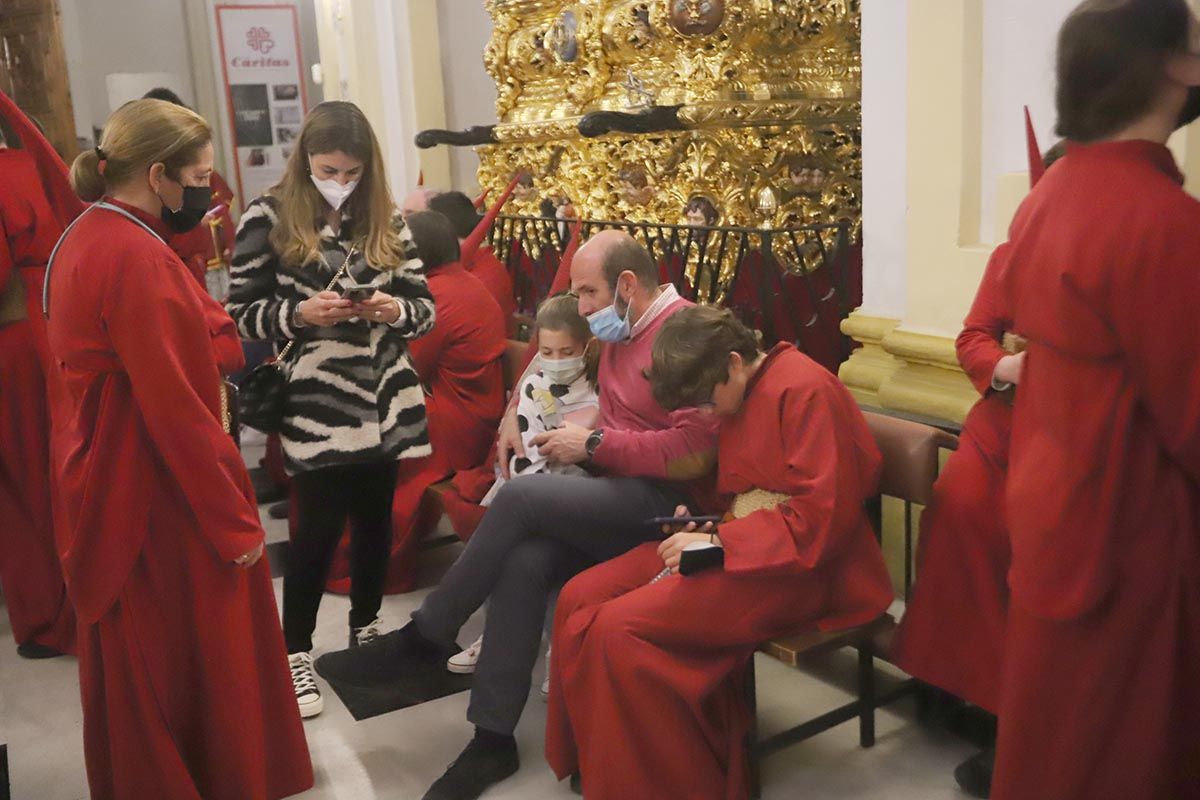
670, 0, 724, 36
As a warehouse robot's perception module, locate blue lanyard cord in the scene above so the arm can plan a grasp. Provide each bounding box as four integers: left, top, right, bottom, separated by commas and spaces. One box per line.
42, 201, 166, 319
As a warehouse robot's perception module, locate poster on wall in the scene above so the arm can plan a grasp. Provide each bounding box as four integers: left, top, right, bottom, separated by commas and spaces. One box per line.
215, 4, 309, 203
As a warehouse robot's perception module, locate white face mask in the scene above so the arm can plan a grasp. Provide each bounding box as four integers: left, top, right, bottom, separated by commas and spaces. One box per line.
539, 354, 586, 386
310, 174, 359, 210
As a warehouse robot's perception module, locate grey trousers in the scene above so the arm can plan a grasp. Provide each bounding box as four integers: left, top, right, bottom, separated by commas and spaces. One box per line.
411, 473, 688, 734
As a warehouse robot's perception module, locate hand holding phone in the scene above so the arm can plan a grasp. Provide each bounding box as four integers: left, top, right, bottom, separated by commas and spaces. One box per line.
646, 515, 722, 530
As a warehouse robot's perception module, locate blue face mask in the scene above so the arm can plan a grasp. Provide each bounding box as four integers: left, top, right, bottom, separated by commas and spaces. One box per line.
587, 296, 632, 343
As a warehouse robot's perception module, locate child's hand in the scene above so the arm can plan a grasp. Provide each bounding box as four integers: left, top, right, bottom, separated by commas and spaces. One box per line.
529, 422, 590, 465
497, 406, 525, 478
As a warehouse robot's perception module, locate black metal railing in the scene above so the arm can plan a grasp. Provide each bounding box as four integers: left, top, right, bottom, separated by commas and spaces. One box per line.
487, 215, 860, 371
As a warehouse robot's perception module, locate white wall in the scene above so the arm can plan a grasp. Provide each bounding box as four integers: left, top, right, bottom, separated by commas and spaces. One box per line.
436, 0, 497, 194
860, 0, 909, 319
59, 0, 197, 144
977, 0, 1077, 243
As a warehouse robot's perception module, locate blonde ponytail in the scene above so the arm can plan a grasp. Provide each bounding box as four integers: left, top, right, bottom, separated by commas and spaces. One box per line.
70, 148, 107, 202
70, 99, 210, 202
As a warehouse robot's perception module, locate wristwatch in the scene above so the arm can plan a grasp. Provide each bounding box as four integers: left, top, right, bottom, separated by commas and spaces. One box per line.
585, 428, 605, 459
291, 301, 307, 329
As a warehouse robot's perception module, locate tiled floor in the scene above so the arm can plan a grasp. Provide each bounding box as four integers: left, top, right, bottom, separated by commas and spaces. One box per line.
0, 442, 977, 799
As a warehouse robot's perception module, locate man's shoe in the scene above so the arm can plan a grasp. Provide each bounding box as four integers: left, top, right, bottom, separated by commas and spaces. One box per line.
422, 730, 519, 800
350, 617, 384, 648
268, 500, 290, 520
569, 772, 582, 795
954, 746, 995, 799
315, 621, 447, 689
288, 652, 324, 718
17, 641, 64, 659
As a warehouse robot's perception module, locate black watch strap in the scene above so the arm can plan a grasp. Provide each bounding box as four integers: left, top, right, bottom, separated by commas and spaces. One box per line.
585, 428, 605, 458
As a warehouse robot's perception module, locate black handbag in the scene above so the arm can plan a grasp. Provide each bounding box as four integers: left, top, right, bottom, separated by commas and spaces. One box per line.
238, 247, 354, 434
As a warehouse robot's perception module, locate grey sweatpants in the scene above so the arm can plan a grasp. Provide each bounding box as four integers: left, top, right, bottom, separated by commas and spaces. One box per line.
411, 472, 688, 734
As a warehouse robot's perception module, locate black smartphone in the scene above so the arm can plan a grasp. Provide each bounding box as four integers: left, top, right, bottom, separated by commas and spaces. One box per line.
341, 284, 375, 303
646, 515, 722, 528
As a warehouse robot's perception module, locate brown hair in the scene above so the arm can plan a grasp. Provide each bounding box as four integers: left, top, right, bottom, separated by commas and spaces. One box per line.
600, 235, 658, 290
536, 293, 600, 389
405, 210, 461, 269
1055, 0, 1193, 142
70, 99, 210, 202
268, 101, 404, 269
648, 305, 760, 410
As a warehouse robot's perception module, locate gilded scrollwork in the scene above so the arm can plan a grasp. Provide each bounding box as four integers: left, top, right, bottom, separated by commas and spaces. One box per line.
477, 0, 862, 267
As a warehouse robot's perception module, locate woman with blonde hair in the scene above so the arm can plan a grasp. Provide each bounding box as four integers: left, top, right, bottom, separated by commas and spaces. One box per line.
44, 98, 313, 799
227, 100, 435, 717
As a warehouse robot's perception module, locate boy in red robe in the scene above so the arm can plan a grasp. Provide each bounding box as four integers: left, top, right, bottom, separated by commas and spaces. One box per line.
429, 189, 517, 324
545, 306, 893, 799
0, 91, 80, 659
323, 210, 507, 594
45, 98, 311, 799
993, 4, 1200, 798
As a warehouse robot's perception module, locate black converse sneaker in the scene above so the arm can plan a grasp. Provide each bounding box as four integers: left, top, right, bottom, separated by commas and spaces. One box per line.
350, 617, 384, 648
288, 652, 324, 718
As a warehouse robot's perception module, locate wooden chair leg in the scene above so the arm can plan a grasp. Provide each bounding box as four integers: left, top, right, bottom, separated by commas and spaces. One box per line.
857, 644, 877, 748
744, 658, 762, 799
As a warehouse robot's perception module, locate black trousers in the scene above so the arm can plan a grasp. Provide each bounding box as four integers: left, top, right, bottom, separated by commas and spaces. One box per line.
411, 473, 688, 734
283, 460, 399, 654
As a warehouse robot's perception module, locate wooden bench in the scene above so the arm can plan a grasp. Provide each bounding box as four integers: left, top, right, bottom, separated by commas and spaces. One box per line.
746, 410, 959, 797
417, 338, 531, 550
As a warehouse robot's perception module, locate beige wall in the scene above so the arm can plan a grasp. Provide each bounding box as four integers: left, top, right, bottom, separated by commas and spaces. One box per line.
435, 0, 497, 194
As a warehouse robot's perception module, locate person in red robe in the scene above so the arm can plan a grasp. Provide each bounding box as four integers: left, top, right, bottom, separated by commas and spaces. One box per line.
324, 210, 506, 594
545, 305, 893, 800
142, 87, 238, 299
893, 132, 1062, 798
45, 98, 312, 799
0, 91, 80, 659
992, 4, 1200, 798
890, 243, 1018, 795
429, 186, 518, 325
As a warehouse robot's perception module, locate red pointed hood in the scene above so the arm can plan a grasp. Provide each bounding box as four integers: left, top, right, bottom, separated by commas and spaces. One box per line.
0, 90, 85, 228
1025, 106, 1046, 188
461, 174, 521, 263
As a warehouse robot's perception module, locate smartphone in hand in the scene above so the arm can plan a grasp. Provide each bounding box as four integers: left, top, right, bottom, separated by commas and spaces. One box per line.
646, 515, 722, 529
341, 284, 375, 303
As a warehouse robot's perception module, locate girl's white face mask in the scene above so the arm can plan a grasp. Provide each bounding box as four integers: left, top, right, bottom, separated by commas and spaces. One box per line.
539, 354, 586, 386
310, 174, 359, 211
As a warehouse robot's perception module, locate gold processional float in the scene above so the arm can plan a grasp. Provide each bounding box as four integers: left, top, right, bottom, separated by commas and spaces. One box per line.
417, 0, 862, 306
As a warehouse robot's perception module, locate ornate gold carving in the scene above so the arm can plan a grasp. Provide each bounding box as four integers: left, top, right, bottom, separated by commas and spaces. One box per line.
479, 0, 862, 238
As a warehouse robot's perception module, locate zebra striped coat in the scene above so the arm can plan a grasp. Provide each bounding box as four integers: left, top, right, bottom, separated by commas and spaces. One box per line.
227, 196, 435, 474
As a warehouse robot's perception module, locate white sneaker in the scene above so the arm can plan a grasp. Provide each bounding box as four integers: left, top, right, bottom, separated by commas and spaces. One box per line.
351, 617, 383, 648
447, 635, 483, 674
289, 652, 324, 718
541, 645, 552, 700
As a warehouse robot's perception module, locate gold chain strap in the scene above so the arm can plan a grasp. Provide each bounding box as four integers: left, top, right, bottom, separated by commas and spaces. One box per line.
276, 245, 356, 363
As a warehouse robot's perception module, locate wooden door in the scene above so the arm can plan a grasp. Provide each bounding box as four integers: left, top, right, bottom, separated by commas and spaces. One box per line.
0, 0, 77, 161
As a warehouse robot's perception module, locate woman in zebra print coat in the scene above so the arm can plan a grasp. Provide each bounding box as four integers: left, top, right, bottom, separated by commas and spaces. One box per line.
227, 102, 434, 718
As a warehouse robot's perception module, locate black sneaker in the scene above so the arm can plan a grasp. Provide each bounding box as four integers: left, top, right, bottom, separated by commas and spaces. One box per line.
16, 642, 64, 659
422, 732, 519, 800
315, 621, 447, 689
954, 746, 995, 798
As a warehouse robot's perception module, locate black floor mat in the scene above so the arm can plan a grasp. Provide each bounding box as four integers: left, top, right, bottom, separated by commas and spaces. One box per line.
323, 667, 473, 721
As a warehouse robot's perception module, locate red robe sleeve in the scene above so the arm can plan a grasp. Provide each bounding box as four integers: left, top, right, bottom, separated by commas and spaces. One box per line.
104, 251, 263, 562
718, 382, 882, 576
1109, 214, 1200, 482
955, 243, 1012, 396
195, 286, 245, 376
408, 308, 447, 385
